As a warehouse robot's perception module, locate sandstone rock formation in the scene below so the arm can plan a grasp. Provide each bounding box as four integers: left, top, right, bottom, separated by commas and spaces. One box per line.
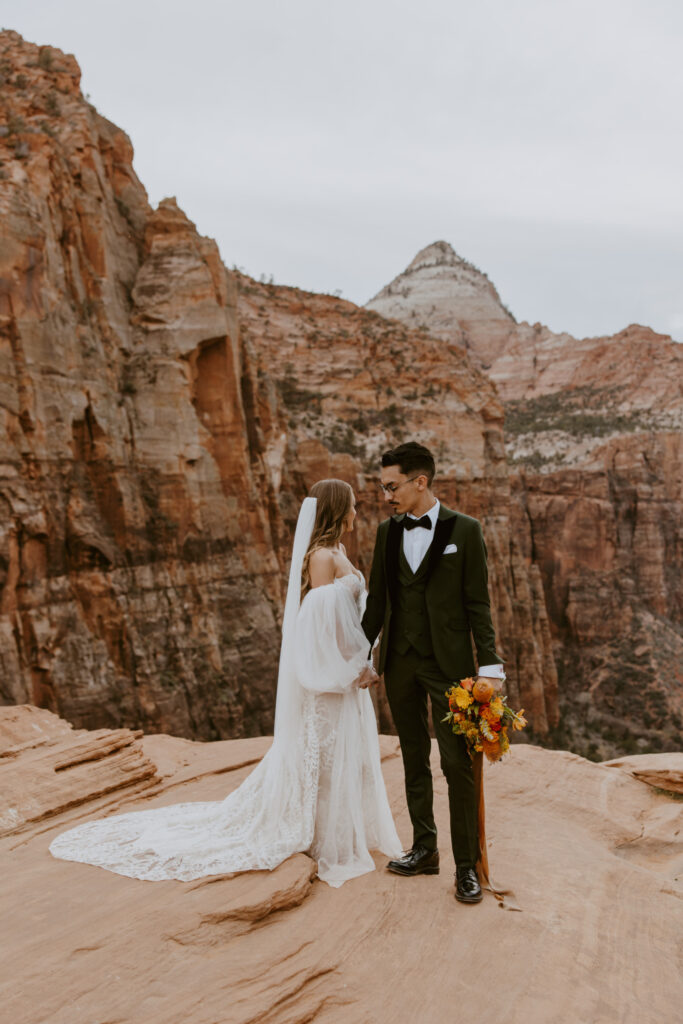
367, 240, 516, 367
366, 243, 683, 759
2, 705, 682, 1024
0, 31, 287, 739
603, 751, 683, 795
0, 31, 557, 741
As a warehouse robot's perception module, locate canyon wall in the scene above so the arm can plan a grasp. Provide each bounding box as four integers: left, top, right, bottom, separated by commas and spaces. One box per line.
0, 32, 287, 739
0, 32, 556, 740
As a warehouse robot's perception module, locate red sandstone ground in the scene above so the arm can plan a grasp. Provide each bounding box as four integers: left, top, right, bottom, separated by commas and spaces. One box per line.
2, 705, 682, 1024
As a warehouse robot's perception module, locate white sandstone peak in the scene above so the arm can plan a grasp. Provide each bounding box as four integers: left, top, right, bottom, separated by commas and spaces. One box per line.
366, 240, 515, 366
404, 240, 467, 272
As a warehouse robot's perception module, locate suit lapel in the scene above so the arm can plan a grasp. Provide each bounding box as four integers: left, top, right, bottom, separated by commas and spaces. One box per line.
386, 515, 403, 603
398, 543, 414, 576
424, 504, 457, 583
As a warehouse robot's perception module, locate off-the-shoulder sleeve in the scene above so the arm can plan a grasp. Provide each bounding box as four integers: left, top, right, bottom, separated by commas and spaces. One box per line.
294, 580, 372, 694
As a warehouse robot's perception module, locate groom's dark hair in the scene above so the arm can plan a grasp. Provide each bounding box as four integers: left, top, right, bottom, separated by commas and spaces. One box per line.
381, 442, 435, 485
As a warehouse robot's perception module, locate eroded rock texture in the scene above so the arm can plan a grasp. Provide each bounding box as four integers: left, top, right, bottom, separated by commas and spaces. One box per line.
0, 32, 557, 740
2, 706, 682, 1024
0, 32, 286, 739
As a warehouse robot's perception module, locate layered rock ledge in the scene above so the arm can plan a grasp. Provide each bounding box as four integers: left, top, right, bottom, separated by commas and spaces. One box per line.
2, 706, 681, 1024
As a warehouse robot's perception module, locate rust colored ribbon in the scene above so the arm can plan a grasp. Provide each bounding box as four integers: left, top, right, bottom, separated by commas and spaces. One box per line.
473, 751, 522, 911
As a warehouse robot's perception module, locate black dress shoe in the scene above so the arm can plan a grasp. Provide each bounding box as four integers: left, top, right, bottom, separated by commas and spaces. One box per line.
387, 845, 440, 876
455, 864, 483, 903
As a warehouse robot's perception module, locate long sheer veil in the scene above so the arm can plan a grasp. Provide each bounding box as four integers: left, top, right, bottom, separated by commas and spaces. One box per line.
272, 495, 317, 743
49, 497, 322, 880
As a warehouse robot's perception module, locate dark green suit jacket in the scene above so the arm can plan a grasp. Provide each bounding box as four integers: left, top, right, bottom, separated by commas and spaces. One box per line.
361, 503, 503, 679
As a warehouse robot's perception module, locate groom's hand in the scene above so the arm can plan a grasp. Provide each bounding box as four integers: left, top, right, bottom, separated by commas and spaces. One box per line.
356, 665, 379, 689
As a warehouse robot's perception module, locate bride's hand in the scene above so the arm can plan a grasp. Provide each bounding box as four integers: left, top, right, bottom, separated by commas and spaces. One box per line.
356, 665, 379, 689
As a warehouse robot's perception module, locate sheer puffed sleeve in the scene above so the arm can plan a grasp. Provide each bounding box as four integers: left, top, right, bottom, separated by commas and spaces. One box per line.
294, 579, 372, 694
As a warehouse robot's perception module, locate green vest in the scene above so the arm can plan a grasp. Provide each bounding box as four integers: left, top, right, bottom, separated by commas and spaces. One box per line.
389, 546, 434, 657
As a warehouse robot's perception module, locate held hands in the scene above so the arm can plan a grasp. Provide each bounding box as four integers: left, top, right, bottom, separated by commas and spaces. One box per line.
356, 665, 380, 689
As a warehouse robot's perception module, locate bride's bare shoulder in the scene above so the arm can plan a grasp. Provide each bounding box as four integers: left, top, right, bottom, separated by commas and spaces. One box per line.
308, 547, 336, 587
309, 547, 335, 565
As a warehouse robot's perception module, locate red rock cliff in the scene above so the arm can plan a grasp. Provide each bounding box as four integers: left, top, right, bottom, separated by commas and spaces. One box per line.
0, 32, 287, 738
497, 323, 683, 757
0, 32, 557, 740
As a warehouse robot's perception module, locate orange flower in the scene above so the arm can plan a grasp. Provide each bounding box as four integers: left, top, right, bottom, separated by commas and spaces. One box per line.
472, 679, 495, 703
480, 704, 501, 725
481, 737, 502, 762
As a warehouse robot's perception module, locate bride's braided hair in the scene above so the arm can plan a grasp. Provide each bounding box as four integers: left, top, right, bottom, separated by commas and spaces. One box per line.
301, 479, 354, 600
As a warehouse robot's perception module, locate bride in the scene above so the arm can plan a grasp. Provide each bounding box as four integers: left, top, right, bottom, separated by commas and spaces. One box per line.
49, 480, 402, 887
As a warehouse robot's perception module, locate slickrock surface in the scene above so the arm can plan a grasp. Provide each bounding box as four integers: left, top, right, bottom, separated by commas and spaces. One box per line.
0, 31, 557, 741
604, 752, 683, 795
0, 704, 158, 836
367, 243, 683, 759
2, 706, 682, 1024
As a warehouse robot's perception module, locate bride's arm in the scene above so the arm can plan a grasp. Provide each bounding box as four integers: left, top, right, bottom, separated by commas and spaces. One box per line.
294, 580, 375, 694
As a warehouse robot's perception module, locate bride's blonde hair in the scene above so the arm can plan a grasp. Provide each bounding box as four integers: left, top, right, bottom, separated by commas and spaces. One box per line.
301, 479, 354, 599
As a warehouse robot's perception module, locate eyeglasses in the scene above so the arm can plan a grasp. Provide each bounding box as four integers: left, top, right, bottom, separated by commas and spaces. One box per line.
379, 475, 421, 496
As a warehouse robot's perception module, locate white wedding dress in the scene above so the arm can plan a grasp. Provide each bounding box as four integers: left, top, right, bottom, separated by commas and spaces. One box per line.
49, 499, 402, 887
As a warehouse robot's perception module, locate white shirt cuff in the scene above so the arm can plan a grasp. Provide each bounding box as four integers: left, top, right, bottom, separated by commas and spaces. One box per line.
477, 664, 505, 679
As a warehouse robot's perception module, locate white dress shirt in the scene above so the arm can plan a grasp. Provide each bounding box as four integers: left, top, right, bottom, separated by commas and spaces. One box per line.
402, 499, 505, 681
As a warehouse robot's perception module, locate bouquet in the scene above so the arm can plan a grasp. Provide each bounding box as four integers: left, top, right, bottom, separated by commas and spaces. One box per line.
443, 677, 527, 763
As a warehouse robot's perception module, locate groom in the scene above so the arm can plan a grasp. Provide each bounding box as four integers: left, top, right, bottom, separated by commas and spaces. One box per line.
361, 441, 505, 904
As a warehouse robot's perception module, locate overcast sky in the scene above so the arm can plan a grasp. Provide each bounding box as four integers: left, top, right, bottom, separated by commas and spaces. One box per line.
4, 0, 683, 340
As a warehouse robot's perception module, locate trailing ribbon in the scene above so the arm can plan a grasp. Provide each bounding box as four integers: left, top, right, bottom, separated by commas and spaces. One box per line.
473, 751, 522, 911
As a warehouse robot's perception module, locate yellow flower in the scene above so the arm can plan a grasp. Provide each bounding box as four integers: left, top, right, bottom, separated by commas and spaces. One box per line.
512, 709, 527, 731
454, 686, 473, 710
490, 697, 505, 717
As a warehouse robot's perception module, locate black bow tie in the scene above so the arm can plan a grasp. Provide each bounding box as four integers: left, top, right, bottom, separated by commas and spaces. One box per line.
402, 515, 432, 531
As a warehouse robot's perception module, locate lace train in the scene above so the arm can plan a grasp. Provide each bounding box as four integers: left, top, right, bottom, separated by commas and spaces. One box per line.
50, 572, 402, 886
